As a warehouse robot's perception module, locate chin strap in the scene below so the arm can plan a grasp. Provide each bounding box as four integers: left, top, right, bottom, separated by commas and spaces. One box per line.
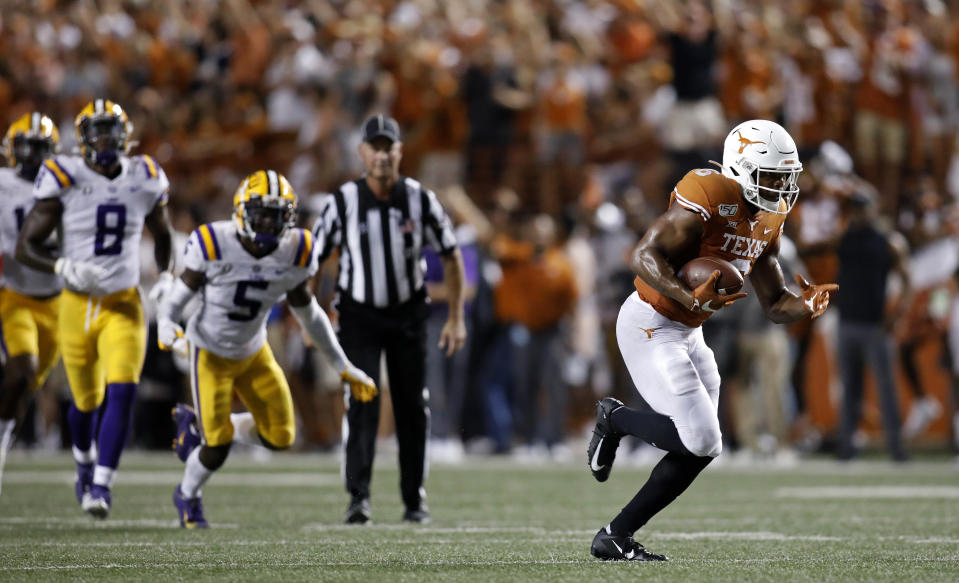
289, 297, 347, 374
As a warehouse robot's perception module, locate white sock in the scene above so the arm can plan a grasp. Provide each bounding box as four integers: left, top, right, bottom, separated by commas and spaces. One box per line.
93, 465, 117, 489
72, 444, 97, 465
0, 419, 14, 496
230, 412, 260, 446
180, 447, 213, 499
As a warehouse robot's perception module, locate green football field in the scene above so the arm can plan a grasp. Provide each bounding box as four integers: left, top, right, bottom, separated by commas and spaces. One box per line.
2, 450, 958, 582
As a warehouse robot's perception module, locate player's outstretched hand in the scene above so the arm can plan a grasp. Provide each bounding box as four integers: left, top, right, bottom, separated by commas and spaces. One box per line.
149, 271, 176, 306
55, 258, 107, 291
342, 363, 377, 403
795, 274, 838, 319
690, 270, 747, 313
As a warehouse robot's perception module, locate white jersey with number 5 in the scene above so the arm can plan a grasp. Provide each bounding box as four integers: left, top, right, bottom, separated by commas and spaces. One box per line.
0, 167, 62, 296
182, 220, 318, 360
33, 154, 169, 296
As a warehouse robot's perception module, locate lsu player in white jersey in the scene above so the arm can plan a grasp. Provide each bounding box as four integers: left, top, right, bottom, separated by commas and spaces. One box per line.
157, 170, 376, 528
16, 99, 174, 518
0, 113, 63, 494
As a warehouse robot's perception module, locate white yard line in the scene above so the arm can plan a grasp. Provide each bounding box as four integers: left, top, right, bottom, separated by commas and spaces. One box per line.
650, 531, 843, 542
776, 486, 959, 499
2, 470, 339, 487
0, 517, 238, 529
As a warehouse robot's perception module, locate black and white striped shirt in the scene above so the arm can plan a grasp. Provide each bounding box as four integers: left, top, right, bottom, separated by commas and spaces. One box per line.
312, 176, 458, 308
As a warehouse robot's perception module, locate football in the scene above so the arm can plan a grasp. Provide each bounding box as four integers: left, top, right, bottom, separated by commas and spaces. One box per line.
678, 256, 744, 295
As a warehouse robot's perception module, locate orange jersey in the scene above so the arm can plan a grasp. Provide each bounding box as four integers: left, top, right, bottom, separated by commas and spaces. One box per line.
634, 168, 787, 327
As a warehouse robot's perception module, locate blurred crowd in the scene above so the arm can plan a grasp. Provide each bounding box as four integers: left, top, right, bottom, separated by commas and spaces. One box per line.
6, 0, 959, 462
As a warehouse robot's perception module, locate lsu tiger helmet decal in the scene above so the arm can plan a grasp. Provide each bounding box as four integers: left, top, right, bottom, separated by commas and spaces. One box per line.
233, 170, 297, 252
2, 112, 59, 180
75, 99, 133, 170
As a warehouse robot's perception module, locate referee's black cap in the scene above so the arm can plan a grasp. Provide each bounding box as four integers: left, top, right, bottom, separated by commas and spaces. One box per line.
362, 114, 401, 143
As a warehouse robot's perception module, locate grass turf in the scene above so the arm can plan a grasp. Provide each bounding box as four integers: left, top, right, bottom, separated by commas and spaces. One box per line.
2, 451, 958, 582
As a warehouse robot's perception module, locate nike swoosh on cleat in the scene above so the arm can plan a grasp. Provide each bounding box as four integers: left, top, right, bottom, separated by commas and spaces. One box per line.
590, 438, 605, 472
611, 540, 623, 555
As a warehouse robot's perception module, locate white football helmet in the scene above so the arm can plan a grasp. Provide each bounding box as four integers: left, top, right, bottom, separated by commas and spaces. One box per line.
721, 120, 802, 214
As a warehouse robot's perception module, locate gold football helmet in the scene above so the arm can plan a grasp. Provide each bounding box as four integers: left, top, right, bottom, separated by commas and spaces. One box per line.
233, 170, 297, 250
74, 99, 133, 168
2, 112, 59, 177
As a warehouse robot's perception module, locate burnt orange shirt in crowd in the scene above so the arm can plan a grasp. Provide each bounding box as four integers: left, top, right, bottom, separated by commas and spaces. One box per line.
634, 169, 787, 327
542, 76, 587, 133
493, 236, 578, 331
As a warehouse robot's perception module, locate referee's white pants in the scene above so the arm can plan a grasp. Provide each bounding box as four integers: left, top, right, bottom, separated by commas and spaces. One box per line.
615, 292, 723, 457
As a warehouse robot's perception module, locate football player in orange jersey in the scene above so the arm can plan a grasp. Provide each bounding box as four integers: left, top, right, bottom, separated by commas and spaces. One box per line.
587, 120, 838, 561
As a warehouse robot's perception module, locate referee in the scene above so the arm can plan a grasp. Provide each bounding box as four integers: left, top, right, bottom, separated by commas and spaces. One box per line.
313, 115, 467, 524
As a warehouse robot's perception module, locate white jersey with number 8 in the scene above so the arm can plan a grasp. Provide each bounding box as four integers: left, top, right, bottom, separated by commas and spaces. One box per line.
33, 154, 169, 296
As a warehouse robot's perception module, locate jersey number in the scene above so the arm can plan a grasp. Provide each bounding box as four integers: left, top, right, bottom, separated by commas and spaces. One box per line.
228, 280, 270, 322
94, 204, 126, 256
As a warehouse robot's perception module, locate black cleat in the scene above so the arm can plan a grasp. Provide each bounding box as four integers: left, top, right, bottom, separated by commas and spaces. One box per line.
587, 397, 624, 482
402, 504, 431, 524
345, 497, 371, 524
591, 526, 667, 561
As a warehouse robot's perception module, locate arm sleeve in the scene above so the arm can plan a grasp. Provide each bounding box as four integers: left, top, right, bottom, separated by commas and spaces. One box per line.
289, 296, 348, 374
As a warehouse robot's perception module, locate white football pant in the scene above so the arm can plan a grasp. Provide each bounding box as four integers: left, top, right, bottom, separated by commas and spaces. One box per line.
616, 292, 723, 457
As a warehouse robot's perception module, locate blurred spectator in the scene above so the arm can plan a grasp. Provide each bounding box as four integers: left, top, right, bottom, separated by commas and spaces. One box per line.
498, 214, 578, 459
835, 186, 911, 462
853, 4, 923, 214
650, 0, 726, 187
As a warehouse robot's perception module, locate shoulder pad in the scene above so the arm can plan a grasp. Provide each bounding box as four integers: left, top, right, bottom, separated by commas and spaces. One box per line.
193, 223, 223, 261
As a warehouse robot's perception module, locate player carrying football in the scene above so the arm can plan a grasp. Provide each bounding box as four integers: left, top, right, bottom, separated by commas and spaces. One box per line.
16, 99, 175, 518
157, 170, 376, 528
587, 120, 837, 560
0, 113, 62, 494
